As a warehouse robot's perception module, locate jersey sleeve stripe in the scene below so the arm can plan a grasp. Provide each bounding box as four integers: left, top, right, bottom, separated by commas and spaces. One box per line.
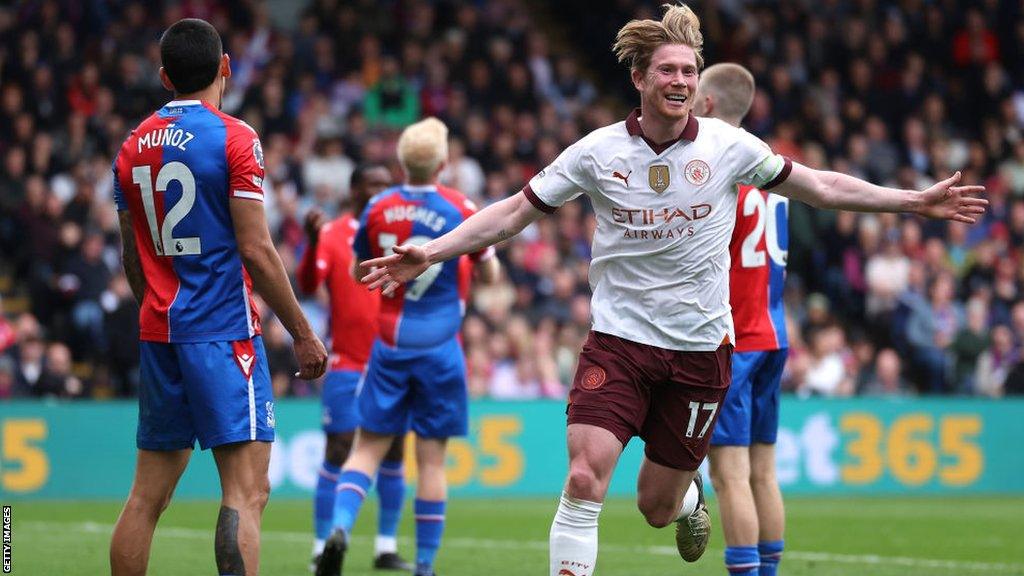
522, 184, 556, 214
762, 157, 793, 190
232, 190, 264, 201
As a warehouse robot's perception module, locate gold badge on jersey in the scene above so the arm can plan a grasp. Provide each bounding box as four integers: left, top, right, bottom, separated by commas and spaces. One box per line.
649, 165, 670, 193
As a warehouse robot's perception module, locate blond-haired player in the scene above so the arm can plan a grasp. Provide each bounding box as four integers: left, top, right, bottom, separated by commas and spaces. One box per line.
316, 117, 499, 576
362, 6, 986, 575
695, 62, 787, 576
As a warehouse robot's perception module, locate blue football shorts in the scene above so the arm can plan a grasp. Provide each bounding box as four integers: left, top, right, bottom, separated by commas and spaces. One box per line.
137, 336, 274, 451
358, 337, 467, 439
710, 348, 788, 446
321, 369, 363, 434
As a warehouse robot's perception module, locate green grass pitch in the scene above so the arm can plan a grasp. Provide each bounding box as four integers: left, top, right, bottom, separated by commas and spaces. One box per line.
10, 496, 1024, 575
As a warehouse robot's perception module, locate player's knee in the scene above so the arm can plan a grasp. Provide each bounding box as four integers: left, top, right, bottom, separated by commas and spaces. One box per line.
383, 436, 405, 462
709, 467, 744, 494
325, 433, 354, 466
127, 487, 174, 519
636, 484, 679, 528
749, 467, 777, 490
231, 476, 270, 513
566, 463, 604, 501
637, 498, 677, 529
250, 477, 271, 512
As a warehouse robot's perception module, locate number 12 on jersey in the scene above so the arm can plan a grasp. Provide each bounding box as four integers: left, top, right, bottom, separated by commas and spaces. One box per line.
132, 162, 202, 256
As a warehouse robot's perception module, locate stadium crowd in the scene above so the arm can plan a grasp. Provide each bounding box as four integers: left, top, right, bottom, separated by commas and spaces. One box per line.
1, 0, 1023, 401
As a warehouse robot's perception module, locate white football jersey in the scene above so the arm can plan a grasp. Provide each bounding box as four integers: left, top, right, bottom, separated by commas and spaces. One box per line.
525, 110, 791, 351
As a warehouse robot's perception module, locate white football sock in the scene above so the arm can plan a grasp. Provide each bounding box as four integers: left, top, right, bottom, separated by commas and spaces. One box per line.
312, 539, 325, 555
675, 479, 700, 521
550, 491, 602, 576
375, 535, 397, 555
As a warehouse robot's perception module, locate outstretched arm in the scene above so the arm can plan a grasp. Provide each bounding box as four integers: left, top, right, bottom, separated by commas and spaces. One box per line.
773, 164, 987, 223
361, 191, 544, 295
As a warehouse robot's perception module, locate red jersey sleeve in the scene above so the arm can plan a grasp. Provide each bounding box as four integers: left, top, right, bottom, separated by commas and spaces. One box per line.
225, 121, 266, 202
296, 238, 324, 294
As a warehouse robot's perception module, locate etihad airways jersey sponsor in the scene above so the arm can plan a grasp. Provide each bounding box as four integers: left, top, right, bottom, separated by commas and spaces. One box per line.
113, 100, 264, 343
524, 110, 791, 351
729, 185, 789, 351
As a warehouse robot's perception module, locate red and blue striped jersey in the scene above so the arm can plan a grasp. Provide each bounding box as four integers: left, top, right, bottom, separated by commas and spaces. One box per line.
353, 184, 494, 349
296, 213, 379, 371
113, 100, 264, 343
729, 185, 789, 351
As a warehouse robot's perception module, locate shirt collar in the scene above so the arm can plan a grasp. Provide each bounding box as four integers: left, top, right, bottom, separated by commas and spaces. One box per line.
625, 107, 699, 154
166, 99, 202, 107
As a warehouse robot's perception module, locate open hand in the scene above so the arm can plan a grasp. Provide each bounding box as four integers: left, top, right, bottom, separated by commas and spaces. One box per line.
916, 171, 988, 223
360, 244, 432, 297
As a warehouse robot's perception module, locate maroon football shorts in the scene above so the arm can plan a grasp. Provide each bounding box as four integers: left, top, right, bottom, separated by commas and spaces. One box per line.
567, 330, 732, 470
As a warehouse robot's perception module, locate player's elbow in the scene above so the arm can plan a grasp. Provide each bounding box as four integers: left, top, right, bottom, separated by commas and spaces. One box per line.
805, 172, 842, 209
237, 239, 276, 272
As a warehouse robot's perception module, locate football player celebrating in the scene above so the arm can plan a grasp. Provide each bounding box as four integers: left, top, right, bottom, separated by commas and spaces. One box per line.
361, 5, 986, 575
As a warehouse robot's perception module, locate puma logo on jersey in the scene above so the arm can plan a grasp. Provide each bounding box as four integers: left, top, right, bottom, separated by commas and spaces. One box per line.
612, 169, 632, 186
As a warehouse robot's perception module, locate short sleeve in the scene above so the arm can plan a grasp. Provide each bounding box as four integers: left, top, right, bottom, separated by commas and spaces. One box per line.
112, 157, 128, 212
226, 122, 266, 202
732, 129, 792, 190
523, 140, 589, 212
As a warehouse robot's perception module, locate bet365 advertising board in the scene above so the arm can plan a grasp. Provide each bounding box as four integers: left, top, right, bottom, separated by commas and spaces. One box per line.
1, 398, 1022, 499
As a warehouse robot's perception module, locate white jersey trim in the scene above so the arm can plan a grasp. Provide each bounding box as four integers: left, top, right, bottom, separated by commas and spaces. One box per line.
232, 190, 264, 201
247, 374, 256, 440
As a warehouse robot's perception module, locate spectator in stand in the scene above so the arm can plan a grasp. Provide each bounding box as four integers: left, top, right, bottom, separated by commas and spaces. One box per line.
975, 325, 1018, 397
860, 348, 912, 397
0, 356, 29, 399
951, 299, 992, 395
799, 325, 854, 397
906, 273, 963, 393
36, 342, 85, 399
364, 56, 420, 130
101, 274, 140, 397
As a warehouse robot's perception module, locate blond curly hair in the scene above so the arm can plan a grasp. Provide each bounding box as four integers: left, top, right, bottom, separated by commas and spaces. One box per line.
613, 3, 704, 73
